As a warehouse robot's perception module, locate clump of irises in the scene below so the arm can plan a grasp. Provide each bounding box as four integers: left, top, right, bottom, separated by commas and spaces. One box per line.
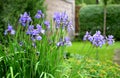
3, 10, 73, 77
53, 12, 74, 31
83, 31, 114, 60
83, 31, 114, 47
4, 10, 73, 47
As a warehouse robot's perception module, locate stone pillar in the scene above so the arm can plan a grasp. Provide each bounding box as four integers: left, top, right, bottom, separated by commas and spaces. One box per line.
45, 0, 75, 40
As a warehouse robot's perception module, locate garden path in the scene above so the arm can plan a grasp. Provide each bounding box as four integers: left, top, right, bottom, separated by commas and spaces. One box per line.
114, 49, 120, 65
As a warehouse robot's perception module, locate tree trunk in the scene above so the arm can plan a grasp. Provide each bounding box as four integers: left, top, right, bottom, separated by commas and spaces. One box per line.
96, 0, 99, 4
103, 5, 107, 36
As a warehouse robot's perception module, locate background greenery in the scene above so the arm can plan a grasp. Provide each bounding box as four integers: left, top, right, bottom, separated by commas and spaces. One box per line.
0, 0, 46, 42
75, 0, 120, 5
75, 0, 96, 5
79, 5, 120, 41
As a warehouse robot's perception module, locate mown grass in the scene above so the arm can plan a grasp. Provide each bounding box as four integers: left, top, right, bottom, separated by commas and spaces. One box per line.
66, 41, 120, 61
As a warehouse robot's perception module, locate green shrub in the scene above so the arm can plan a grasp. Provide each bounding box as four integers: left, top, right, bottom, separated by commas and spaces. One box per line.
75, 0, 120, 5
79, 5, 120, 41
75, 0, 96, 5
103, 0, 120, 4
0, 0, 46, 42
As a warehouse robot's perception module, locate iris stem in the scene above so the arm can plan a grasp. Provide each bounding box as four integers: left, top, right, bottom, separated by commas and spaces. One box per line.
96, 48, 99, 60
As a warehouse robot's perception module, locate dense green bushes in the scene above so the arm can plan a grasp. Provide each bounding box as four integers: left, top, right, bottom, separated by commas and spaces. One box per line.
79, 5, 120, 41
75, 0, 96, 5
0, 0, 46, 41
75, 0, 120, 5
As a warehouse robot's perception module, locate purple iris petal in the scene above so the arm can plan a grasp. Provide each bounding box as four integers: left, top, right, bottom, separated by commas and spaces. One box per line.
83, 31, 91, 41
40, 29, 45, 34
57, 37, 72, 47
65, 41, 72, 46
88, 35, 93, 42
4, 24, 15, 35
36, 35, 42, 40
19, 12, 32, 26
36, 24, 45, 34
26, 25, 34, 35
92, 31, 105, 47
44, 21, 50, 29
64, 37, 72, 46
31, 29, 39, 36
107, 35, 114, 45
36, 24, 42, 32
67, 21, 74, 31
10, 30, 15, 35
7, 25, 13, 31
64, 37, 70, 42
57, 41, 64, 47
35, 10, 44, 19
35, 14, 41, 19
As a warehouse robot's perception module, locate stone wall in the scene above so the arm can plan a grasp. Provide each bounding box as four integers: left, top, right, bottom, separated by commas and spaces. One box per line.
45, 0, 75, 39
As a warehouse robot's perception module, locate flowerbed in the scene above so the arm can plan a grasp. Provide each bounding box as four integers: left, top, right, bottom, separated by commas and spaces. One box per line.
62, 58, 120, 78
0, 10, 73, 78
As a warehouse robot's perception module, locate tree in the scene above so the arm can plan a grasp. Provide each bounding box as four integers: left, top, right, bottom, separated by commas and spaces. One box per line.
96, 0, 99, 4
103, 0, 108, 36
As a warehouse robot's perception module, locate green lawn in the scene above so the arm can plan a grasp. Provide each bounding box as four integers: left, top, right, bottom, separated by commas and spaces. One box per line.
66, 41, 120, 61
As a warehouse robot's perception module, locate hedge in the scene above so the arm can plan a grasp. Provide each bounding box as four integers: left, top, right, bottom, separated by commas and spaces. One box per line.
75, 0, 96, 5
79, 5, 120, 41
0, 0, 46, 42
75, 0, 120, 5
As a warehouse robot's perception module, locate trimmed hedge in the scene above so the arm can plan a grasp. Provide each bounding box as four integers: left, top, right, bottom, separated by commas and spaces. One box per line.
79, 5, 120, 41
75, 0, 120, 5
75, 0, 96, 5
